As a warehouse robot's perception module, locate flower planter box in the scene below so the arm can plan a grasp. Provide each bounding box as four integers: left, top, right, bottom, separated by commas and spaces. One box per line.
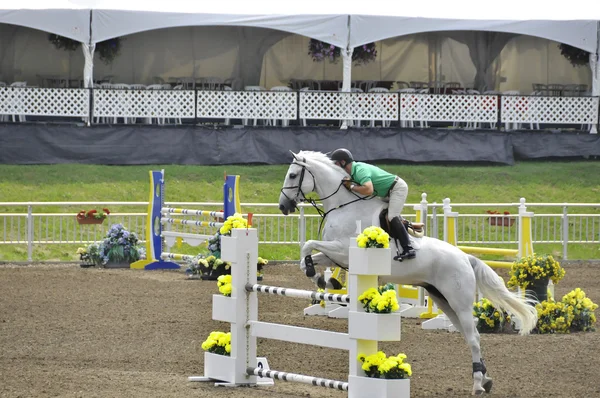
212, 294, 236, 323
204, 352, 237, 384
76, 217, 105, 225
349, 247, 391, 275
348, 311, 402, 341
348, 375, 410, 398
488, 217, 515, 227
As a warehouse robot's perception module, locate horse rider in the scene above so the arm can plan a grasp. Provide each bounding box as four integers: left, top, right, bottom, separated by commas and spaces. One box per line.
329, 148, 416, 261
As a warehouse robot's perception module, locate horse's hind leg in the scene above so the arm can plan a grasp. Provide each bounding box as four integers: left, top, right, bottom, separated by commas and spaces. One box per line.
454, 307, 493, 395
428, 287, 492, 395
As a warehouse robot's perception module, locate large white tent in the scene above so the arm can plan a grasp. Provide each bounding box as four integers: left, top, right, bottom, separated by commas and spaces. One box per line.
0, 0, 599, 93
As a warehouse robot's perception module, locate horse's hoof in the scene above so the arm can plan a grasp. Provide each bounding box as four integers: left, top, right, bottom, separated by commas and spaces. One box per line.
304, 255, 315, 277
317, 276, 326, 289
483, 379, 493, 393
328, 278, 343, 290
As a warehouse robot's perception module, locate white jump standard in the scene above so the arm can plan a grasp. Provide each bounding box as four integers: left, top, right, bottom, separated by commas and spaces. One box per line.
190, 228, 409, 397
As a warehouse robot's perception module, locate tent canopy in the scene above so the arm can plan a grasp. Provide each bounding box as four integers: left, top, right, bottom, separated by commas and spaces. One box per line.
0, 2, 90, 42
1, 1, 599, 52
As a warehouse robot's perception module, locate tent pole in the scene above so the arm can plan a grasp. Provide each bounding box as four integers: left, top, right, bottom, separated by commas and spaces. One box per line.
591, 21, 600, 134
341, 15, 353, 130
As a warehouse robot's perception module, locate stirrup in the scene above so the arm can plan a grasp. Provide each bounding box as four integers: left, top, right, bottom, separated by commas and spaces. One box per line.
393, 238, 403, 262
400, 248, 416, 260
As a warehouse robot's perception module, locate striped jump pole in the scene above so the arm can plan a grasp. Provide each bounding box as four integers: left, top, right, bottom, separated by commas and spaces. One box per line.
160, 253, 196, 262
130, 170, 242, 270
160, 217, 224, 228
246, 368, 348, 391
162, 208, 225, 218
246, 284, 350, 304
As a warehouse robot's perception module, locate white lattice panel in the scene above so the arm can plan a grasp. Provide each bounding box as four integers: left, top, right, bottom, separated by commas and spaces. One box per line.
0, 87, 89, 117
94, 89, 195, 118
300, 92, 398, 121
197, 91, 297, 119
502, 95, 599, 124
401, 94, 498, 123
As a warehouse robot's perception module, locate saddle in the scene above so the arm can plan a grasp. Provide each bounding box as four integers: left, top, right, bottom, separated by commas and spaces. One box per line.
379, 209, 425, 239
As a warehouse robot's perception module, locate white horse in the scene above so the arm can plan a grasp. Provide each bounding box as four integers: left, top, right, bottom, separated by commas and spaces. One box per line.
278, 150, 538, 396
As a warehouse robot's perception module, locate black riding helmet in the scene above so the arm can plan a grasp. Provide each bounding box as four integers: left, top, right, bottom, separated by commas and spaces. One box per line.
329, 148, 354, 164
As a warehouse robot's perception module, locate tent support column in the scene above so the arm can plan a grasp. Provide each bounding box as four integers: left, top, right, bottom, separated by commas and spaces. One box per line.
590, 21, 600, 134
341, 15, 353, 130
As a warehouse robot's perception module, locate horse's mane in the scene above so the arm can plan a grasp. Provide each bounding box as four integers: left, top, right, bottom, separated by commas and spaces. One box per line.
297, 150, 350, 175
296, 150, 335, 168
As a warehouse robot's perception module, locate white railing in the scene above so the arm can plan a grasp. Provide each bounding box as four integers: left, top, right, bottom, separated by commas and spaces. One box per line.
1, 87, 598, 128
94, 88, 195, 120
0, 86, 89, 118
0, 201, 598, 262
300, 91, 398, 121
401, 93, 498, 124
501, 95, 599, 125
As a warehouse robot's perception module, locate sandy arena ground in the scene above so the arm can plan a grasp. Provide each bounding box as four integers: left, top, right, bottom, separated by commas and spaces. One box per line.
1, 261, 599, 398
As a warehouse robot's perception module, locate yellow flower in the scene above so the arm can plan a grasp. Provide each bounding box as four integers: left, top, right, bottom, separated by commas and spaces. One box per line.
219, 283, 232, 296
399, 362, 412, 376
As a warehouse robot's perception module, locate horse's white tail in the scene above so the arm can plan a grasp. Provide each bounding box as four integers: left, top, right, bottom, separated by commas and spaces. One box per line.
469, 255, 538, 335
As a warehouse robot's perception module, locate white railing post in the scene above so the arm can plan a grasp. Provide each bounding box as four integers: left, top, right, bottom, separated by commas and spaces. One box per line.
27, 205, 33, 262
562, 205, 569, 260
299, 206, 306, 248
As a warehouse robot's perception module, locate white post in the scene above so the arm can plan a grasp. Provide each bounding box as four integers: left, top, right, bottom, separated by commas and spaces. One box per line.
190, 228, 259, 386
347, 236, 379, 378
340, 46, 354, 130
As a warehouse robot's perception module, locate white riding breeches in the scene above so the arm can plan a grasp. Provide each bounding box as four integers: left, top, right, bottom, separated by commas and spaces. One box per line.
387, 177, 408, 221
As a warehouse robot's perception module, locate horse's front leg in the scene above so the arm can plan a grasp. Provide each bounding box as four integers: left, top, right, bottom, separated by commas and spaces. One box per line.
300, 239, 348, 289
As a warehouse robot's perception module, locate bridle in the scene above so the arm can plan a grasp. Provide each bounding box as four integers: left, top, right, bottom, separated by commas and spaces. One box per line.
280, 158, 375, 233
279, 158, 317, 207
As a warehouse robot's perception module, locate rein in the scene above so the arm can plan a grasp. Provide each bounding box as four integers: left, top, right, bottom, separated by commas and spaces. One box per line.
281, 160, 376, 238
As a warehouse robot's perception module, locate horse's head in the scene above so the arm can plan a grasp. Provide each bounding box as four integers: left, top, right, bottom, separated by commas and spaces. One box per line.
278, 151, 315, 215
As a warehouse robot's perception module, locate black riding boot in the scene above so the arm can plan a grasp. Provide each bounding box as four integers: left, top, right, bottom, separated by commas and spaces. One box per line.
389, 216, 416, 261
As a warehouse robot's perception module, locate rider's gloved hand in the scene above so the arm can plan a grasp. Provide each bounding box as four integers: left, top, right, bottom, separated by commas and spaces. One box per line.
342, 177, 353, 190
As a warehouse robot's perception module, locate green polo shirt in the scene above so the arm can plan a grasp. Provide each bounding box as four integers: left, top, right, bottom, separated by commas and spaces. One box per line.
350, 161, 396, 197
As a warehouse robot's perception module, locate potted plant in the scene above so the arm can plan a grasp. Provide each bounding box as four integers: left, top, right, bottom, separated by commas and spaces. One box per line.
76, 246, 96, 268
78, 223, 144, 268
212, 275, 237, 323
535, 288, 598, 334
201, 331, 237, 383
472, 297, 512, 333
352, 226, 391, 275
351, 284, 402, 340
76, 208, 110, 225
48, 34, 123, 65
507, 253, 566, 302
485, 210, 514, 227
186, 255, 231, 280
562, 288, 598, 332
308, 39, 378, 66
558, 43, 590, 67
257, 256, 268, 281
350, 351, 411, 397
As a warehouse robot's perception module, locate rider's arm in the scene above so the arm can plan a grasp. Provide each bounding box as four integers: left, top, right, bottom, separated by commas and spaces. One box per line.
351, 180, 374, 195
